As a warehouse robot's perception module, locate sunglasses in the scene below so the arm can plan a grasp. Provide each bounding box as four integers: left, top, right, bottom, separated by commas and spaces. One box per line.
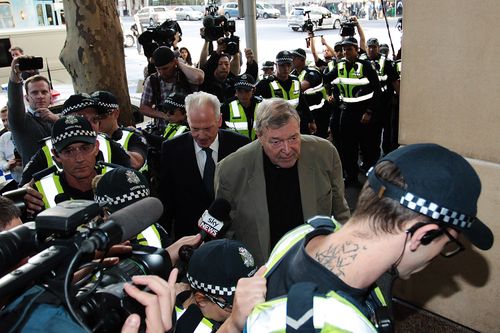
204, 293, 232, 310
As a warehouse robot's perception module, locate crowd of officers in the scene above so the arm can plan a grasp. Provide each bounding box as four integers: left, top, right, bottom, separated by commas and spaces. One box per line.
0, 17, 405, 333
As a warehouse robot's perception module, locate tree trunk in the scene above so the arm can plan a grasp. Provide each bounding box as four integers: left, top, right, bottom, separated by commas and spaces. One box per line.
60, 0, 134, 126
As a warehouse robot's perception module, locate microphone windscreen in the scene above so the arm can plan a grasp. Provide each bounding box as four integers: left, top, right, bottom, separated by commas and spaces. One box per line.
207, 198, 231, 222
108, 197, 164, 243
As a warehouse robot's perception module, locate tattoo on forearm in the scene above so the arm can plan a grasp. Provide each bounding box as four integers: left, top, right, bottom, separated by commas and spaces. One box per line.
314, 241, 367, 277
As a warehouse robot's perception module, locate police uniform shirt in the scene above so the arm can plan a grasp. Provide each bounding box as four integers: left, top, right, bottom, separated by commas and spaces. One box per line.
360, 54, 398, 97
52, 170, 96, 202
111, 127, 148, 162
266, 227, 368, 304
20, 138, 131, 186
263, 151, 304, 247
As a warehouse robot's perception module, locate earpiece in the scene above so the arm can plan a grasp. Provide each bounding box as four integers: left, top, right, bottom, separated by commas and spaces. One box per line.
407, 222, 443, 246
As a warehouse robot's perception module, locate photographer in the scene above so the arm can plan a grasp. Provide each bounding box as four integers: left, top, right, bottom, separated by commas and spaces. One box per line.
200, 42, 258, 104
0, 196, 22, 232
139, 46, 204, 124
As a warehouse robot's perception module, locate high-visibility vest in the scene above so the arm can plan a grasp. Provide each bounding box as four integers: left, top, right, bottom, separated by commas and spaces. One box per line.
116, 129, 135, 150
226, 99, 259, 140
175, 306, 214, 333
41, 135, 112, 171
332, 61, 374, 103
269, 78, 300, 108
297, 68, 328, 111
360, 54, 388, 84
135, 224, 163, 249
395, 59, 402, 77
163, 123, 188, 139
34, 167, 110, 209
248, 216, 387, 333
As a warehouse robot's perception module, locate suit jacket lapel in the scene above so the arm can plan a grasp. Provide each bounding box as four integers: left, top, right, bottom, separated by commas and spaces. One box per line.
186, 133, 203, 182
298, 153, 317, 220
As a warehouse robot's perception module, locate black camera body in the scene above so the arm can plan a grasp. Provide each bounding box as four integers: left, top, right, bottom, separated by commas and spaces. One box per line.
302, 10, 315, 34
340, 19, 357, 37
138, 19, 183, 58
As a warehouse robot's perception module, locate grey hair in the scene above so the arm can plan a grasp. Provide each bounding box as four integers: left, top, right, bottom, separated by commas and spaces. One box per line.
255, 98, 300, 136
185, 91, 221, 120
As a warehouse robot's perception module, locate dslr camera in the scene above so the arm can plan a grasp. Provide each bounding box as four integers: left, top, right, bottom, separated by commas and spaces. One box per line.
340, 18, 357, 37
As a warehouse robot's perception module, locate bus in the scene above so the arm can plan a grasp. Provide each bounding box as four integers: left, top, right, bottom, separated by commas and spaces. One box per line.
0, 0, 69, 86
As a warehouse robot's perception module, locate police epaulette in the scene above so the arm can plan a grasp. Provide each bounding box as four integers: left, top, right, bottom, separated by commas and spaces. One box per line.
96, 161, 120, 169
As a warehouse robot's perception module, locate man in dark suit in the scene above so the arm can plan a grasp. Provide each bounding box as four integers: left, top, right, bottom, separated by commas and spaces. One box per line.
160, 91, 250, 239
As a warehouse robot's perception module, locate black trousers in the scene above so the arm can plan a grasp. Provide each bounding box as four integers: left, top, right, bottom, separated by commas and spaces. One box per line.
338, 103, 381, 181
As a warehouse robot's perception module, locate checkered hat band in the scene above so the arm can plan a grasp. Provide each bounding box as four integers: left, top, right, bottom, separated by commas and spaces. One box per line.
235, 81, 254, 88
291, 51, 305, 58
62, 101, 97, 115
164, 100, 184, 108
276, 57, 293, 63
186, 273, 235, 297
52, 130, 97, 145
95, 188, 150, 207
98, 102, 119, 110
400, 192, 474, 229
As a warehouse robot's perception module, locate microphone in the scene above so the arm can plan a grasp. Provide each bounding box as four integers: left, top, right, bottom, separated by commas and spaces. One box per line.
0, 222, 38, 276
80, 197, 164, 254
197, 198, 231, 240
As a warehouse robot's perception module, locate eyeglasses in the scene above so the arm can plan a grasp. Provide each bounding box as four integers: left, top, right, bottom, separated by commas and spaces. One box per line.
439, 227, 465, 258
59, 143, 95, 158
204, 293, 232, 310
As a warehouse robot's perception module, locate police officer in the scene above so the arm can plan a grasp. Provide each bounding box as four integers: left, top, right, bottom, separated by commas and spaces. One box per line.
19, 94, 131, 186
360, 38, 400, 155
290, 48, 331, 138
260, 60, 275, 80
246, 144, 494, 332
23, 116, 111, 213
324, 37, 381, 185
221, 74, 262, 141
175, 239, 258, 332
94, 166, 169, 249
255, 50, 316, 134
91, 90, 148, 170
161, 92, 189, 140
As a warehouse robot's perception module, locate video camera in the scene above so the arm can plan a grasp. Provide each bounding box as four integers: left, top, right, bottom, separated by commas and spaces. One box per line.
302, 10, 315, 34
340, 18, 357, 37
138, 19, 183, 58
202, 0, 239, 54
0, 198, 170, 332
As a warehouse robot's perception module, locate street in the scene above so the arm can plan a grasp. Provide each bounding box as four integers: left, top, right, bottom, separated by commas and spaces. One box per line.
122, 16, 402, 96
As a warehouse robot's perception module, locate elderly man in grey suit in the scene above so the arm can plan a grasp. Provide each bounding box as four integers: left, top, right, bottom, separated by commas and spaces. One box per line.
215, 98, 350, 265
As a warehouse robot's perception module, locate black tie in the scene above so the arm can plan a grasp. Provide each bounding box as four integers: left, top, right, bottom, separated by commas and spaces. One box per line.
203, 147, 215, 197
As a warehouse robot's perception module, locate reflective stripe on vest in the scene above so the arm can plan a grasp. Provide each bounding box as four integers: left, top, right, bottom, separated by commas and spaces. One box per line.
97, 135, 112, 163
396, 60, 402, 76
163, 123, 188, 139
333, 61, 374, 103
175, 306, 214, 333
135, 225, 162, 248
226, 100, 258, 140
42, 137, 56, 168
246, 290, 378, 332
116, 129, 135, 150
297, 68, 329, 108
270, 80, 300, 108
34, 173, 64, 209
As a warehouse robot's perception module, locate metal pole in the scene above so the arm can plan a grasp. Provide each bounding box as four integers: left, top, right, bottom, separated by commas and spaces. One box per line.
381, 0, 396, 58
242, 0, 258, 63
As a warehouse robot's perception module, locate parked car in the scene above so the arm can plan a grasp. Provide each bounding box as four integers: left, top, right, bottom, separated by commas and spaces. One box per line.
256, 2, 280, 19
287, 6, 342, 32
174, 6, 203, 21
219, 2, 260, 19
134, 6, 176, 26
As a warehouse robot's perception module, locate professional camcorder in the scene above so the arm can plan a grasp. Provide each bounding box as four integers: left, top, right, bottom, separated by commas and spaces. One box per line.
0, 198, 169, 332
202, 0, 239, 50
138, 19, 183, 58
340, 18, 357, 37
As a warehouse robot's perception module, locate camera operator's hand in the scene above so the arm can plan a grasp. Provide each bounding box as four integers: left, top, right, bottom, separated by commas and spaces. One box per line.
349, 16, 359, 24
361, 111, 372, 124
218, 266, 267, 333
172, 32, 181, 49
166, 233, 202, 266
9, 56, 23, 83
36, 107, 59, 123
121, 269, 178, 333
216, 37, 226, 54
23, 181, 44, 215
244, 48, 255, 64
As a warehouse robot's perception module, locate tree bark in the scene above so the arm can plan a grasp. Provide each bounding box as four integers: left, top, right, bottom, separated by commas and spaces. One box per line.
60, 0, 134, 126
